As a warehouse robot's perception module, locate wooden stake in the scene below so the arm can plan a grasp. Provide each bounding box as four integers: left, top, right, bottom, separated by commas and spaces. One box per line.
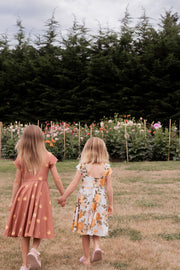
144, 120, 147, 138
125, 125, 129, 163
64, 122, 66, 157
78, 122, 81, 155
90, 125, 92, 137
144, 119, 147, 147
0, 122, 2, 159
179, 119, 180, 147
101, 129, 103, 138
168, 119, 171, 161
11, 123, 13, 139
18, 121, 21, 138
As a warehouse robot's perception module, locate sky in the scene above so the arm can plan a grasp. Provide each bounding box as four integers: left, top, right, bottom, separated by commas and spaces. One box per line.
0, 0, 179, 42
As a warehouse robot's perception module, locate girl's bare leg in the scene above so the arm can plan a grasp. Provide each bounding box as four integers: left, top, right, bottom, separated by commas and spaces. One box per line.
32, 238, 41, 250
82, 235, 90, 264
21, 237, 30, 266
93, 235, 100, 250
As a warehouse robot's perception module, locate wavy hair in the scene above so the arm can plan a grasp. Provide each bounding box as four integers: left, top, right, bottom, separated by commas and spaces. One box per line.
16, 125, 47, 174
80, 137, 109, 164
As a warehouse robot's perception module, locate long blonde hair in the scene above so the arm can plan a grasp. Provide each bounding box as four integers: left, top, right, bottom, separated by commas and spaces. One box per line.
80, 137, 109, 164
16, 125, 47, 174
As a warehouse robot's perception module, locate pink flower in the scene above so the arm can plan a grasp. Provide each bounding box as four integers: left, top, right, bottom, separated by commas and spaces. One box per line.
154, 123, 161, 129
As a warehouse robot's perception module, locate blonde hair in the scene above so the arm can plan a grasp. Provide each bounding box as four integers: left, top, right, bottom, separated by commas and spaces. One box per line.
80, 137, 109, 164
16, 125, 47, 174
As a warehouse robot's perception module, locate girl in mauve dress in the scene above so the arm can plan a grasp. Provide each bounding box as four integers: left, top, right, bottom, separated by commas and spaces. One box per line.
4, 125, 65, 270
58, 137, 113, 266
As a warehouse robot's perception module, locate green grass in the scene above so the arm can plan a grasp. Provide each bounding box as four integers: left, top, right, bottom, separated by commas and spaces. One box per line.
109, 227, 143, 241
111, 262, 128, 269
158, 233, 180, 241
124, 161, 180, 171
0, 159, 16, 172
1, 159, 180, 270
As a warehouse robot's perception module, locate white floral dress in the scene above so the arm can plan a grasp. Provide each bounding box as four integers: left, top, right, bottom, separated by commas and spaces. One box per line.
72, 163, 112, 236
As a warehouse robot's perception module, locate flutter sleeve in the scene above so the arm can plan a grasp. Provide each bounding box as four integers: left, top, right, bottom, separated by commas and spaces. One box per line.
105, 163, 112, 177
49, 153, 58, 168
14, 158, 21, 169
76, 163, 82, 174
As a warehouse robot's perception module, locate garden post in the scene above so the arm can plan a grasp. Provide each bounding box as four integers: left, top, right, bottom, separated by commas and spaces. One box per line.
179, 119, 180, 147
50, 121, 53, 137
64, 122, 66, 157
168, 119, 171, 161
0, 122, 2, 158
125, 124, 129, 163
10, 123, 13, 139
144, 119, 147, 147
79, 122, 81, 155
90, 125, 92, 137
101, 129, 103, 138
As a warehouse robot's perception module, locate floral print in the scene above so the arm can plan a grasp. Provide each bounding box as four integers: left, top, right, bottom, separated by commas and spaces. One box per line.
72, 163, 112, 236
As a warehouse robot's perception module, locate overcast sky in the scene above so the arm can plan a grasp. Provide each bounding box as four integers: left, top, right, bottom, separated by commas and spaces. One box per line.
0, 0, 179, 41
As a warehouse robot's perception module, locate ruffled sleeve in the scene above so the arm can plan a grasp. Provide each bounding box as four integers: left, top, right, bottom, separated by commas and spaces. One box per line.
49, 153, 58, 168
14, 158, 21, 169
104, 163, 112, 177
76, 163, 82, 174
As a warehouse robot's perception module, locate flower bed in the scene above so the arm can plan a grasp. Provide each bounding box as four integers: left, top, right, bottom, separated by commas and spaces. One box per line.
1, 115, 179, 161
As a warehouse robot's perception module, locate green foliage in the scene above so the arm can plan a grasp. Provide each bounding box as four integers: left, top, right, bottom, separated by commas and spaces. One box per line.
2, 138, 16, 159
0, 10, 180, 124
1, 116, 180, 162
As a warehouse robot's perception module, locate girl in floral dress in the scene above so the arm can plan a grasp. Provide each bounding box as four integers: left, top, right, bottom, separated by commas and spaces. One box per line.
58, 137, 113, 265
4, 125, 65, 270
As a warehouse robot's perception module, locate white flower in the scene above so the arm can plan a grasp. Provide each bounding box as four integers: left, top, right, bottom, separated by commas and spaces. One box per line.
127, 121, 133, 126
108, 120, 113, 123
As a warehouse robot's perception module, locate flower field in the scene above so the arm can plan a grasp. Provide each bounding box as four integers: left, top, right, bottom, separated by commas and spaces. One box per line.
1, 115, 180, 161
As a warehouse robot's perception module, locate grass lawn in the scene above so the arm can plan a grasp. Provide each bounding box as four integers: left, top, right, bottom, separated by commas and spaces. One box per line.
0, 159, 180, 270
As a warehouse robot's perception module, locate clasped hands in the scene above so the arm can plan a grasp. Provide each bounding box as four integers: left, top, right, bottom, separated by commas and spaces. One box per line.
57, 196, 66, 207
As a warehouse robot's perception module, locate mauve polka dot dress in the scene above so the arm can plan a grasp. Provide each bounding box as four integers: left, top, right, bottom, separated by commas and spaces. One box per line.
4, 152, 57, 239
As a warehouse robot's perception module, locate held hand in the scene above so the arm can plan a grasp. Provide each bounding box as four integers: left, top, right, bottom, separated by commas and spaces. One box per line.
57, 196, 65, 204
60, 200, 66, 207
107, 205, 113, 216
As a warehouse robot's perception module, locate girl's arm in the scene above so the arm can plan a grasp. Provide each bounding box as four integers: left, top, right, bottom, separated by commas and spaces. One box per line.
9, 168, 22, 210
50, 165, 64, 196
106, 175, 113, 215
57, 170, 82, 204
